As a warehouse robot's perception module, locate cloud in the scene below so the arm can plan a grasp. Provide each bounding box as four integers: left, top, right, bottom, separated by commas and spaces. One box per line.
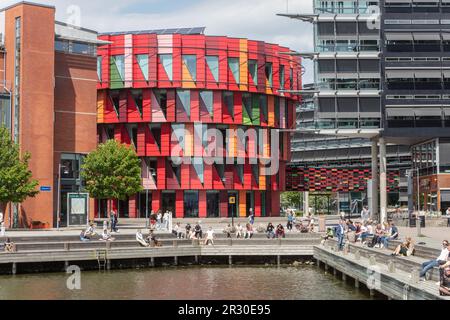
0, 0, 314, 82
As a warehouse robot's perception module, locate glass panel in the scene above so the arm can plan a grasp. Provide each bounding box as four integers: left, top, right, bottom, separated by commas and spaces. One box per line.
265, 62, 273, 87
280, 65, 285, 89
97, 56, 102, 81
207, 192, 219, 218
223, 92, 234, 118
176, 90, 191, 117
248, 59, 258, 85
72, 42, 90, 55
228, 57, 240, 84
206, 56, 219, 82
183, 55, 197, 81
0, 95, 11, 130
113, 55, 125, 80
193, 158, 204, 184
160, 54, 173, 81
184, 191, 199, 218
200, 91, 213, 117
136, 54, 149, 80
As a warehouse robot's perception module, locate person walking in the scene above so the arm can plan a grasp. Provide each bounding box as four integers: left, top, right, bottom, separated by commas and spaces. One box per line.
335, 220, 346, 251
156, 211, 162, 230
109, 209, 116, 232
287, 211, 294, 232
163, 211, 170, 231
361, 206, 370, 222
248, 208, 255, 226
419, 240, 450, 280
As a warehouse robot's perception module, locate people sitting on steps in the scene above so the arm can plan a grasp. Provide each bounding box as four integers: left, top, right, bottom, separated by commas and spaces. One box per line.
244, 223, 254, 239
136, 229, 149, 247
204, 227, 215, 246
84, 222, 97, 238
194, 222, 203, 239
100, 228, 115, 242
223, 224, 232, 238
418, 240, 449, 281
276, 224, 285, 239
174, 222, 184, 239
440, 266, 450, 296
266, 222, 275, 239
235, 223, 243, 239
371, 223, 384, 248
4, 238, 14, 253
148, 230, 161, 247
391, 237, 415, 257
381, 222, 399, 249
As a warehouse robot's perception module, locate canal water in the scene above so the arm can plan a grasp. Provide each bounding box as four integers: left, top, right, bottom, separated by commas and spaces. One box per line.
0, 266, 382, 300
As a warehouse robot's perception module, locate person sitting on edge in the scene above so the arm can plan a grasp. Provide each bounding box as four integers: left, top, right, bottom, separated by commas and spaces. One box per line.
84, 222, 97, 238
136, 229, 149, 247
100, 228, 115, 242
276, 224, 285, 239
148, 231, 161, 247
391, 237, 415, 257
224, 224, 232, 238
245, 223, 254, 239
204, 227, 215, 246
236, 223, 243, 239
266, 223, 275, 239
440, 266, 450, 296
418, 240, 449, 281
80, 230, 90, 242
381, 222, 399, 249
4, 238, 14, 253
194, 222, 203, 239
185, 223, 192, 237
371, 224, 384, 248
174, 222, 183, 239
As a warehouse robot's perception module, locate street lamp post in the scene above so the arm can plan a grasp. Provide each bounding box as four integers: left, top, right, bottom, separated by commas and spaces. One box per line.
146, 167, 156, 228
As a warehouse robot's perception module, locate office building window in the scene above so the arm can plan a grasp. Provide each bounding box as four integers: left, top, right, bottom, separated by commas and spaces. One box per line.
228, 57, 240, 84
200, 91, 213, 117
248, 60, 258, 85
97, 56, 102, 81
280, 65, 285, 89
159, 54, 173, 81
0, 95, 11, 131
131, 89, 143, 116
112, 55, 125, 80
206, 56, 219, 82
265, 62, 273, 87
136, 54, 149, 81
176, 90, 191, 117
182, 55, 197, 81
223, 92, 234, 118
184, 191, 199, 218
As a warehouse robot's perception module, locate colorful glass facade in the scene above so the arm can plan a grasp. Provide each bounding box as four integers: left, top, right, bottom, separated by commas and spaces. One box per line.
96, 32, 301, 218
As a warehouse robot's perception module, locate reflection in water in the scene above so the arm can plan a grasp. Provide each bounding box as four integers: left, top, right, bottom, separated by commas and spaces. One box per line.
0, 266, 381, 300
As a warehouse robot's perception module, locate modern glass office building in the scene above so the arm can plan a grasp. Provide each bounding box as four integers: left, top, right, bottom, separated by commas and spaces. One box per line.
279, 0, 450, 218
96, 30, 301, 218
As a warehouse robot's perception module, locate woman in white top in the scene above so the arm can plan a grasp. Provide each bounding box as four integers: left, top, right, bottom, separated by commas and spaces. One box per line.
100, 229, 114, 241
156, 212, 162, 230
204, 227, 215, 245
236, 224, 243, 239
136, 229, 149, 247
163, 211, 170, 230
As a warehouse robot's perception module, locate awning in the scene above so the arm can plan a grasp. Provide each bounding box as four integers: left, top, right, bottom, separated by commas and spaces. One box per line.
386, 108, 414, 117
414, 70, 442, 78
385, 70, 414, 78
414, 108, 442, 117
413, 33, 441, 41
385, 33, 413, 41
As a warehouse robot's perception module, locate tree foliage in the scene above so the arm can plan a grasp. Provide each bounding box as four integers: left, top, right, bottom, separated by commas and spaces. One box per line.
0, 127, 39, 207
81, 140, 143, 201
281, 191, 302, 209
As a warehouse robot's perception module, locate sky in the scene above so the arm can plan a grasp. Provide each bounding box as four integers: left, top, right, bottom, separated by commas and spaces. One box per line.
0, 0, 315, 83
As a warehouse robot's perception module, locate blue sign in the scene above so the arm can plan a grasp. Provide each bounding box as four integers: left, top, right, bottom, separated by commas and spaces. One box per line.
40, 186, 52, 192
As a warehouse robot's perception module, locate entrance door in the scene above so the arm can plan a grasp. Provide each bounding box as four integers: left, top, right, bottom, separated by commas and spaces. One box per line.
228, 191, 238, 218
246, 191, 254, 217
118, 198, 129, 218
162, 192, 176, 216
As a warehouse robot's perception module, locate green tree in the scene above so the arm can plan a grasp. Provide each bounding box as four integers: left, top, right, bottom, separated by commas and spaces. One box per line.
0, 127, 39, 217
281, 192, 302, 209
81, 140, 143, 206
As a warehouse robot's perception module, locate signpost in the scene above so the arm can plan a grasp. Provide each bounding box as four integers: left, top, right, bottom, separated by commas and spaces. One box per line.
229, 196, 236, 227
67, 193, 89, 227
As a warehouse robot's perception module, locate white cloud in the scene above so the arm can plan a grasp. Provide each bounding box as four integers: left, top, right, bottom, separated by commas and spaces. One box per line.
1, 0, 315, 82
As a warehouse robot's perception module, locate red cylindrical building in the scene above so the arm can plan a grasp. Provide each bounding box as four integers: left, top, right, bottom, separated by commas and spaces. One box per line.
96, 29, 301, 219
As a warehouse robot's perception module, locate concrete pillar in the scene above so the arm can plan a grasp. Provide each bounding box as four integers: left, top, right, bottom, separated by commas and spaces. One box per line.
195, 255, 199, 264
106, 260, 111, 270
174, 256, 178, 266
342, 273, 347, 281
228, 255, 233, 266
303, 191, 309, 215
150, 257, 155, 267
355, 278, 360, 289
12, 263, 16, 275
277, 255, 281, 266
333, 268, 337, 276
379, 137, 387, 223
371, 139, 379, 220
